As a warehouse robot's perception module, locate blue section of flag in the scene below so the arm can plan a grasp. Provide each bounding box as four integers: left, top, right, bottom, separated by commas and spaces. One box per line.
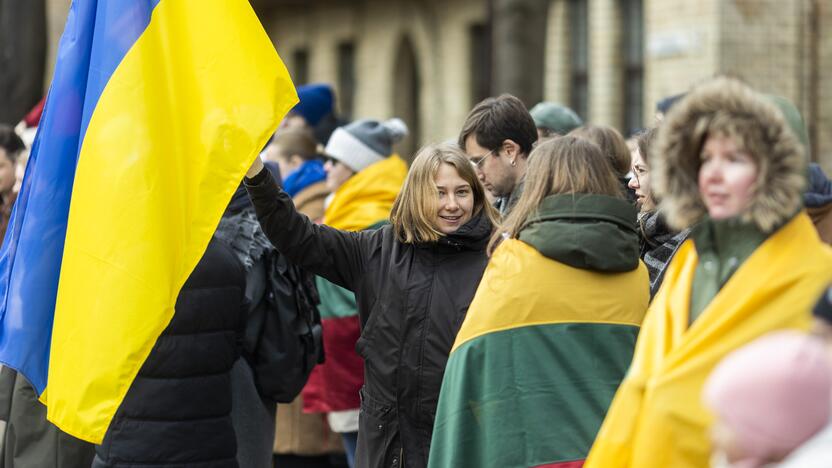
0, 0, 159, 393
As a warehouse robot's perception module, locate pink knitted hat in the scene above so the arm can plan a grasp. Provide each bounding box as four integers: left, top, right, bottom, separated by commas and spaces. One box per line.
703, 331, 832, 465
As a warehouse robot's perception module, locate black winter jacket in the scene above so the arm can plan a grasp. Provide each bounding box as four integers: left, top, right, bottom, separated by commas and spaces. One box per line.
245, 170, 492, 468
92, 238, 247, 468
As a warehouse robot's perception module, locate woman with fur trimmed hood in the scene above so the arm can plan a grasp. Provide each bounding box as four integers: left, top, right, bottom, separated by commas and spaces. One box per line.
585, 77, 832, 468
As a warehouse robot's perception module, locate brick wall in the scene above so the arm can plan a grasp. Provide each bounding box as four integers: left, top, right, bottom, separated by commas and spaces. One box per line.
643, 0, 721, 123
815, 0, 832, 171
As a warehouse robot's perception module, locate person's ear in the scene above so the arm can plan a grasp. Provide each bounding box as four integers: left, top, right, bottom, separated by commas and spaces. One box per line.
502, 139, 521, 159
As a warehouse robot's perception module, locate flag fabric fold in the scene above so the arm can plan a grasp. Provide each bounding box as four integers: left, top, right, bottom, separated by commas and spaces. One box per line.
0, 0, 297, 443
585, 214, 832, 468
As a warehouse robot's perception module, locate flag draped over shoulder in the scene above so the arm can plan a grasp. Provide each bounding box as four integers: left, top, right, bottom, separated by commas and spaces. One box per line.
0, 0, 297, 443
429, 239, 649, 468
585, 214, 832, 468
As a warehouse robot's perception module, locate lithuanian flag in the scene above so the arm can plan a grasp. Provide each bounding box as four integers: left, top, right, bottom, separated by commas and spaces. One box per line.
429, 239, 649, 468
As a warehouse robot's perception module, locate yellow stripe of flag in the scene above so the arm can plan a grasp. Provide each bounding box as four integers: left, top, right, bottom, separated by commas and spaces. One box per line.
452, 239, 648, 353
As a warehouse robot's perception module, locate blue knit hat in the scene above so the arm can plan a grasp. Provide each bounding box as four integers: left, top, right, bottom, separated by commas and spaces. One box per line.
291, 84, 334, 127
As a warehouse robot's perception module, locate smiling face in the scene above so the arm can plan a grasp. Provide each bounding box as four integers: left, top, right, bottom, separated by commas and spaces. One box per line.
698, 134, 758, 220
434, 163, 474, 234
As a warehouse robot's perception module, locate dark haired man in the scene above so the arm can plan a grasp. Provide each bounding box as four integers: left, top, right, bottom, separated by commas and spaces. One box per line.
458, 94, 537, 216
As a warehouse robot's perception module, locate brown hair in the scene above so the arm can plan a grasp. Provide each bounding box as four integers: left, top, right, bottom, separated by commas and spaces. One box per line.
489, 136, 622, 253
458, 94, 538, 157
569, 125, 632, 177
636, 127, 658, 167
391, 144, 499, 243
270, 128, 318, 162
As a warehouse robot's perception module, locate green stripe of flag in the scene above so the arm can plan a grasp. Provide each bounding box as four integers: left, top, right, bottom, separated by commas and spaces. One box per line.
429, 322, 639, 468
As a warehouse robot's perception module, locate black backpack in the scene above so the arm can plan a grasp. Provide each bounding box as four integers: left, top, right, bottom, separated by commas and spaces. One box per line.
242, 251, 324, 403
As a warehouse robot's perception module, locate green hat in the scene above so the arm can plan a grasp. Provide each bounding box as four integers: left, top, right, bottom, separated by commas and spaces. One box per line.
765, 94, 811, 160
529, 102, 583, 135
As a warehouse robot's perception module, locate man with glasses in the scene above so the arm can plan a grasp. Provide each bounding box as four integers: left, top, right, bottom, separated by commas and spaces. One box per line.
458, 94, 537, 216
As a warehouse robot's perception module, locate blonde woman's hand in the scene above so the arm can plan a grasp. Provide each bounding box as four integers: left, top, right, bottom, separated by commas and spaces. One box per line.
246, 155, 265, 179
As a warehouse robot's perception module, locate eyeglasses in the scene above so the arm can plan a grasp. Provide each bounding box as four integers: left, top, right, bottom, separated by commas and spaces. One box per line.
469, 149, 496, 169
631, 166, 647, 186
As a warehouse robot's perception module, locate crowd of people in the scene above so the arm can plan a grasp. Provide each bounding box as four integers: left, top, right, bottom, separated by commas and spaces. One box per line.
2, 75, 832, 468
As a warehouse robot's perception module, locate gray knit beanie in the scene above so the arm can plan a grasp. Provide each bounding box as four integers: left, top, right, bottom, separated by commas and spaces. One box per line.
324, 118, 409, 172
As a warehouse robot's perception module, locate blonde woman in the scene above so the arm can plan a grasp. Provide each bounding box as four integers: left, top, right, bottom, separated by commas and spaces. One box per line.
585, 77, 832, 468
245, 143, 498, 468
429, 136, 649, 468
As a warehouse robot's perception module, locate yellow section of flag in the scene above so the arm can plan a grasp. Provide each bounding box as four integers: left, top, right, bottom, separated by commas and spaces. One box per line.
585, 213, 832, 468
46, 1, 297, 443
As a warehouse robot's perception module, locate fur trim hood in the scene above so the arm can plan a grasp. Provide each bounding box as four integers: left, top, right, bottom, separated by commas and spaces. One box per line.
652, 77, 806, 232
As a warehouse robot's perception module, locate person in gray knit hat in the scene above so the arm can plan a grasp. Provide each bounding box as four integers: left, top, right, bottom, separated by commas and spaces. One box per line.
529, 102, 583, 140
323, 118, 408, 193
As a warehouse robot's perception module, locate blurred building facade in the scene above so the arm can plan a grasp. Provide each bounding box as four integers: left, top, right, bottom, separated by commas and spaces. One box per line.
36, 0, 831, 168
252, 0, 832, 168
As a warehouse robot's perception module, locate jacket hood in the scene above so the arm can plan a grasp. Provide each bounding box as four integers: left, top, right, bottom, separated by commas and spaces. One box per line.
652, 77, 807, 232
518, 194, 640, 272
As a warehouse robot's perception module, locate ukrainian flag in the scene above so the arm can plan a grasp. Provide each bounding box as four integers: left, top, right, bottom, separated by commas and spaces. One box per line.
0, 0, 297, 443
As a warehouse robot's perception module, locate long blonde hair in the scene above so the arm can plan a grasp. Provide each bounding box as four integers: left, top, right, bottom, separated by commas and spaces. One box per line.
391, 144, 498, 243
489, 136, 622, 253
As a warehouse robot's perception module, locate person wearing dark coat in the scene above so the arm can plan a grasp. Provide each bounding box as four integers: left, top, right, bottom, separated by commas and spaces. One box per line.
803, 164, 832, 244
244, 143, 498, 468
215, 162, 284, 468
0, 367, 95, 467
92, 236, 247, 468
628, 127, 690, 297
